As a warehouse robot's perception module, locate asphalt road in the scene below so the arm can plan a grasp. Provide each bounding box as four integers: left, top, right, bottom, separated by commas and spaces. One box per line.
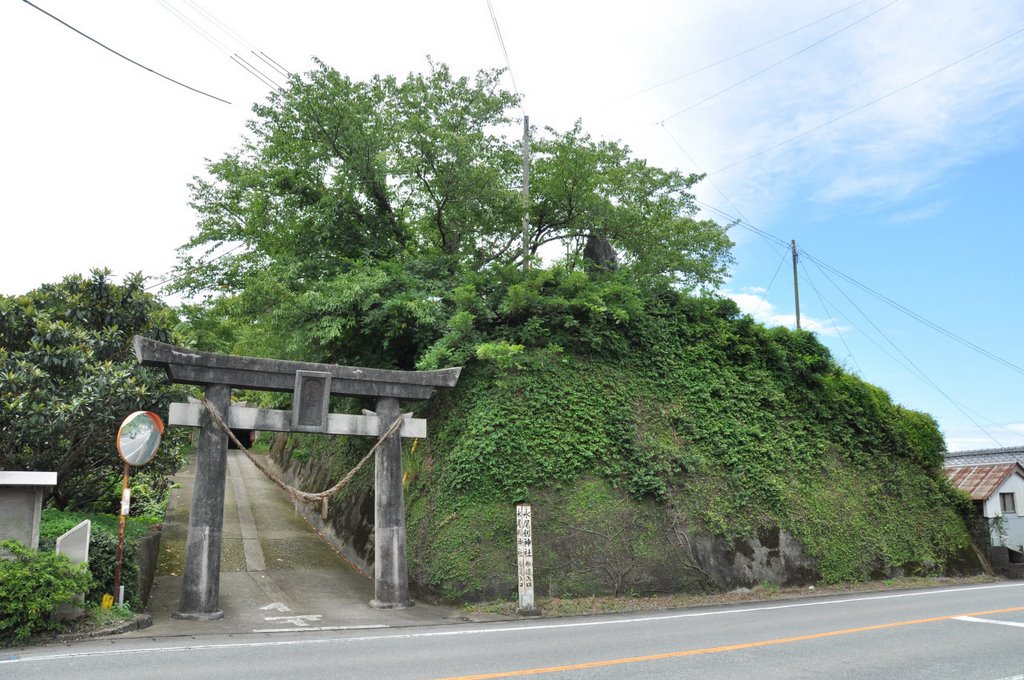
4, 581, 1024, 679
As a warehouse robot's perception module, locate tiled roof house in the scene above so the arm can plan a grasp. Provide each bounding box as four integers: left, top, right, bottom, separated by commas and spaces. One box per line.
944, 448, 1024, 551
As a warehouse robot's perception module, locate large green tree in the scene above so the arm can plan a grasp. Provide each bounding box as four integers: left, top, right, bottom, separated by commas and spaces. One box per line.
173, 60, 733, 368
0, 270, 186, 510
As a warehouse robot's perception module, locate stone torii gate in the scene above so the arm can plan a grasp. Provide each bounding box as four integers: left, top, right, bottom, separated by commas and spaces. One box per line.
134, 336, 461, 620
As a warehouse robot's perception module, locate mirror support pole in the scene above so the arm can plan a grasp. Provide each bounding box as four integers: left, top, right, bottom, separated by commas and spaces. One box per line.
173, 383, 231, 620
112, 461, 130, 603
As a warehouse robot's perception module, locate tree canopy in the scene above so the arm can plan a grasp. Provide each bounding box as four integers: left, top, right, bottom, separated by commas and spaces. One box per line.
0, 270, 187, 510
173, 60, 733, 369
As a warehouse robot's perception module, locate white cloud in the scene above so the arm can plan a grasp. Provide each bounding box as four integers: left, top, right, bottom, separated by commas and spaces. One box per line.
726, 289, 847, 336
652, 0, 1024, 219
943, 422, 1024, 452
884, 200, 949, 225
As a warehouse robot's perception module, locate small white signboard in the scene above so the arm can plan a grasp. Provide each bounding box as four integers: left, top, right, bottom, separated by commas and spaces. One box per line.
55, 520, 91, 564
516, 503, 537, 614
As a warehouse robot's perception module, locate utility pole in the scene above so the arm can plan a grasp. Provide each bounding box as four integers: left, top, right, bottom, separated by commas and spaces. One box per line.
791, 239, 801, 331
521, 115, 530, 270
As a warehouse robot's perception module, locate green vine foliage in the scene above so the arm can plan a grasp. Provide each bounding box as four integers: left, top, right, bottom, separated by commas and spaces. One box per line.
397, 284, 972, 598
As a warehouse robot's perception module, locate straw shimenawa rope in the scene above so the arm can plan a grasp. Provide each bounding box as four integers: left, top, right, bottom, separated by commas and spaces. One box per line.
201, 397, 404, 516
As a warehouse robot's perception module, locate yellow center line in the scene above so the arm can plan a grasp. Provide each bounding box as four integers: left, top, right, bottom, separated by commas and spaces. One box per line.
438, 606, 1024, 680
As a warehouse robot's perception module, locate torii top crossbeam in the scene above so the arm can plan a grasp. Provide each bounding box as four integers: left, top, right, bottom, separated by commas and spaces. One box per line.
134, 336, 460, 400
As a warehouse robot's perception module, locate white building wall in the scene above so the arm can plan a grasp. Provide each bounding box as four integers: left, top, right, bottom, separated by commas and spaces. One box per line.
983, 472, 1024, 551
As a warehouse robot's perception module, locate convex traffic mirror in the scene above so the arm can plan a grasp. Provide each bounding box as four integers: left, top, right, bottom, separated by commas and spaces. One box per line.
116, 411, 165, 466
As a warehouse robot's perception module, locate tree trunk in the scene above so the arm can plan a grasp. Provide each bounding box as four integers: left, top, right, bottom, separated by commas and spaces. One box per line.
583, 234, 618, 273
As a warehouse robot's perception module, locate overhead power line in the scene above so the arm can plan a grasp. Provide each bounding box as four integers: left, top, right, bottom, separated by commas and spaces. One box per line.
802, 251, 1002, 446
180, 0, 291, 79
486, 0, 521, 103
694, 199, 1024, 382
794, 258, 863, 376
711, 204, 1004, 445
749, 247, 792, 322
658, 123, 752, 227
184, 0, 291, 78
708, 23, 1024, 175
144, 242, 247, 292
21, 0, 231, 105
612, 0, 874, 104
659, 0, 901, 124
154, 0, 284, 90
800, 250, 1024, 378
695, 200, 789, 251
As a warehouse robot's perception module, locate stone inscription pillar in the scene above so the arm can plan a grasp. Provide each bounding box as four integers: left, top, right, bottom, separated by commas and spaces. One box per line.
370, 396, 412, 609
174, 383, 231, 620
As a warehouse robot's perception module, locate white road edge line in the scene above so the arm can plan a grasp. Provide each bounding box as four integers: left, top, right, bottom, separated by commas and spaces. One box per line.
953, 616, 1024, 629
4, 582, 1024, 664
252, 624, 389, 633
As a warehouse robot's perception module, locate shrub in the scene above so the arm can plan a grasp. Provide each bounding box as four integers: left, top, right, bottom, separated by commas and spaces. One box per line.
0, 540, 93, 644
38, 509, 154, 607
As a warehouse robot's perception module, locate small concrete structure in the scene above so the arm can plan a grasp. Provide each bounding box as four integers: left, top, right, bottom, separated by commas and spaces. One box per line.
55, 520, 91, 619
55, 519, 91, 564
0, 471, 57, 552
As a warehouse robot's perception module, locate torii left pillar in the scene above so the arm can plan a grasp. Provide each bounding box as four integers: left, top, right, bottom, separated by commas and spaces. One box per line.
173, 383, 231, 620
371, 396, 411, 608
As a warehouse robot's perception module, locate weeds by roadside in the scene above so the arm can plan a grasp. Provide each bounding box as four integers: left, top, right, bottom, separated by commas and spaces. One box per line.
464, 575, 1000, 618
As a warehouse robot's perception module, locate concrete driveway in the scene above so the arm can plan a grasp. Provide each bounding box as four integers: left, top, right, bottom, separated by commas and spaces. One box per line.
132, 449, 498, 638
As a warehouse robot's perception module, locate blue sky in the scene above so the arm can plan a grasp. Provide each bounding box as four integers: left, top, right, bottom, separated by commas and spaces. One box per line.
2, 0, 1022, 450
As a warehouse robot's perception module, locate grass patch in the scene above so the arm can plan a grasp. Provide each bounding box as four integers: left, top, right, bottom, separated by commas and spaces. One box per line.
88, 602, 136, 626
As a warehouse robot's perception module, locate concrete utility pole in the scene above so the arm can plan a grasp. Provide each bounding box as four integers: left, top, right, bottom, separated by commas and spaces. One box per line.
521, 115, 530, 270
791, 239, 801, 331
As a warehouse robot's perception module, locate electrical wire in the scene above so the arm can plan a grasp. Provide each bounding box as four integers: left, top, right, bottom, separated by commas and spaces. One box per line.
21, 0, 231, 105
486, 0, 521, 103
708, 23, 1024, 175
230, 54, 282, 90
704, 192, 1005, 445
155, 0, 283, 90
611, 0, 874, 104
658, 123, 751, 226
658, 0, 901, 124
184, 0, 291, 78
803, 251, 1002, 446
694, 200, 789, 251
795, 256, 863, 375
697, 199, 1024, 380
748, 247, 791, 322
155, 0, 232, 53
144, 242, 247, 292
800, 250, 1024, 377
180, 0, 290, 78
